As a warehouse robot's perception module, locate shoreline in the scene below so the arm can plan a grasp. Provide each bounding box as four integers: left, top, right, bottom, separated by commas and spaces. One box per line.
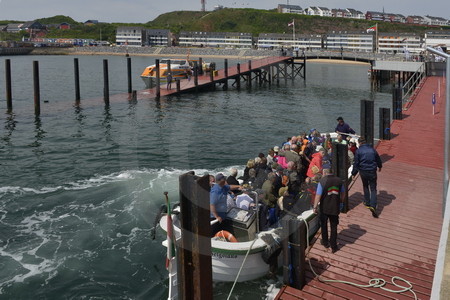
70, 51, 266, 60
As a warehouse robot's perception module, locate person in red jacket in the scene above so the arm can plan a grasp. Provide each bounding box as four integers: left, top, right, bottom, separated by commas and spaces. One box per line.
307, 146, 325, 178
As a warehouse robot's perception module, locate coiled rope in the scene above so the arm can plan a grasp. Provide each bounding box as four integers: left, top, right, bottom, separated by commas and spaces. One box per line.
302, 217, 417, 300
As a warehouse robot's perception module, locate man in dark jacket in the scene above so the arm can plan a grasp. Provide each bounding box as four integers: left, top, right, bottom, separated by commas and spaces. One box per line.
335, 117, 355, 135
313, 169, 345, 253
351, 137, 382, 218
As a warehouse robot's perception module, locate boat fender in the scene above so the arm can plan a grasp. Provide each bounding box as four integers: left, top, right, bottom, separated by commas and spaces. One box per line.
214, 230, 238, 243
151, 204, 167, 240
261, 233, 282, 264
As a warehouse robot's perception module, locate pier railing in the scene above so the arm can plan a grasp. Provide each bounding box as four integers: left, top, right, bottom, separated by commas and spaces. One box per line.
401, 63, 426, 109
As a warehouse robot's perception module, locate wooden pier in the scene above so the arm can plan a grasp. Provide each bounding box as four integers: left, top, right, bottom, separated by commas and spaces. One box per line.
134, 56, 304, 99
276, 76, 445, 299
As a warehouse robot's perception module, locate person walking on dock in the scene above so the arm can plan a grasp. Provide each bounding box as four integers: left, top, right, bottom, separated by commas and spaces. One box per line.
313, 169, 345, 253
351, 137, 382, 218
166, 73, 173, 90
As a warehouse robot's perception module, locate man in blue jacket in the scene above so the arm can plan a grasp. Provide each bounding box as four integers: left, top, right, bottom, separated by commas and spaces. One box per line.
335, 117, 356, 136
351, 137, 382, 218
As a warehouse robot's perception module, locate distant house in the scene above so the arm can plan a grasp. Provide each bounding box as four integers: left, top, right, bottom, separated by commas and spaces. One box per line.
213, 5, 224, 11
317, 7, 332, 17
0, 25, 7, 32
21, 21, 45, 31
423, 16, 448, 26
332, 9, 351, 18
116, 26, 146, 47
6, 23, 23, 33
366, 11, 385, 21
59, 22, 71, 30
84, 20, 99, 26
424, 31, 450, 49
346, 9, 365, 19
305, 7, 320, 16
384, 13, 406, 23
277, 4, 303, 14
146, 29, 171, 46
406, 15, 427, 25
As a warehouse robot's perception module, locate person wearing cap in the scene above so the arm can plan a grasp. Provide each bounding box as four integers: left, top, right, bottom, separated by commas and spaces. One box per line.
307, 146, 325, 179
210, 173, 241, 233
351, 137, 382, 218
335, 117, 355, 136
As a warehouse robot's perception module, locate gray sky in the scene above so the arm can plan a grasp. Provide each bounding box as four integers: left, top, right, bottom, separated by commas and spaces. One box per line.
0, 0, 448, 23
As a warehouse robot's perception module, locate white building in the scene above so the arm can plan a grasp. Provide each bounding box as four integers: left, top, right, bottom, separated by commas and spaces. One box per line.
257, 33, 322, 50
332, 9, 351, 18
116, 26, 145, 47
317, 7, 332, 17
346, 9, 365, 19
424, 32, 450, 49
179, 31, 253, 48
277, 4, 303, 14
305, 7, 320, 16
377, 33, 423, 54
326, 32, 374, 52
423, 16, 449, 26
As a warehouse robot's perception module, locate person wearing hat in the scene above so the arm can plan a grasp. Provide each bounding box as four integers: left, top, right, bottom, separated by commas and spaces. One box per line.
306, 146, 325, 179
210, 173, 242, 234
335, 117, 355, 136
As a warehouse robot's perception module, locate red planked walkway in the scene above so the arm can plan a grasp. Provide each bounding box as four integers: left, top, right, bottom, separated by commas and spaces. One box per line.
276, 76, 446, 299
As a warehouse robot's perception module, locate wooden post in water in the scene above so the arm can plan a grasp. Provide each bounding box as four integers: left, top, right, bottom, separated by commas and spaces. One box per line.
282, 217, 306, 289
33, 61, 40, 115
127, 57, 132, 94
247, 60, 252, 88
176, 79, 181, 93
236, 63, 241, 90
332, 142, 349, 213
103, 59, 110, 105
131, 90, 137, 101
194, 61, 199, 92
198, 57, 203, 75
291, 59, 295, 82
268, 66, 272, 85
303, 55, 306, 80
223, 59, 228, 90
209, 67, 213, 82
178, 173, 213, 300
5, 59, 12, 111
360, 100, 375, 146
74, 58, 81, 101
155, 59, 161, 98
379, 107, 391, 140
284, 62, 288, 84
276, 64, 280, 85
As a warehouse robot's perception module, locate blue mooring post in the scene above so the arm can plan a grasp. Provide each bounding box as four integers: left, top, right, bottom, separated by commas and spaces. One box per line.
432, 93, 436, 115
282, 217, 306, 289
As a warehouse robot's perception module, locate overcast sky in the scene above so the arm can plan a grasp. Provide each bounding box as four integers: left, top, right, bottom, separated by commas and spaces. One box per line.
0, 0, 448, 23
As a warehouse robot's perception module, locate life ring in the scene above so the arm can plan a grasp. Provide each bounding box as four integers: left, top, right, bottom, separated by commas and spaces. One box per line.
214, 230, 238, 243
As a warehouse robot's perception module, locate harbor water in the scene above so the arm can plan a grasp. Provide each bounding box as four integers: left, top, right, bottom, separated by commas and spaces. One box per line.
0, 55, 391, 299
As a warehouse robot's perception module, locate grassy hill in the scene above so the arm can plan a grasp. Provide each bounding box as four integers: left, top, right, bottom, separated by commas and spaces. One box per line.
1, 9, 449, 43
146, 8, 444, 35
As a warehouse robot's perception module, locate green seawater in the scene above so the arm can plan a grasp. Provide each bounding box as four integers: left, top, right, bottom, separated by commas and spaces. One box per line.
0, 55, 391, 299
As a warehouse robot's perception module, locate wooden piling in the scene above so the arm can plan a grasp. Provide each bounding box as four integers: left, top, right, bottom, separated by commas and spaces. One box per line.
127, 57, 132, 93
194, 61, 199, 92
176, 79, 181, 93
236, 63, 241, 90
178, 173, 213, 300
131, 90, 137, 101
276, 64, 280, 85
360, 99, 375, 145
332, 142, 349, 213
223, 59, 228, 90
284, 62, 288, 84
392, 87, 403, 120
155, 59, 161, 98
5, 59, 12, 111
291, 59, 295, 82
103, 59, 110, 105
282, 217, 306, 289
74, 58, 80, 101
198, 57, 203, 75
33, 61, 40, 115
209, 67, 213, 82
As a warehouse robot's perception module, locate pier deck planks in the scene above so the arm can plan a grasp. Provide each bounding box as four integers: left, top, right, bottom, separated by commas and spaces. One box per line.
276, 76, 446, 299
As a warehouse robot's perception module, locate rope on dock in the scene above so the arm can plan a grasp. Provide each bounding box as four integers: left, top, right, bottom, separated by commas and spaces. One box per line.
302, 218, 418, 300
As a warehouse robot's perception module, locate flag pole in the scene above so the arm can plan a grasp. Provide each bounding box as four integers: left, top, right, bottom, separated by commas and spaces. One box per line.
376, 23, 379, 53
293, 19, 296, 48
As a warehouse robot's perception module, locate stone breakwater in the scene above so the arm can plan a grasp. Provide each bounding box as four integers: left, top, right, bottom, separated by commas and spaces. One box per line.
31, 46, 281, 58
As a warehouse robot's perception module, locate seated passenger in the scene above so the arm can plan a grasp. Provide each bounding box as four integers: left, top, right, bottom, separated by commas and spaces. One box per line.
235, 190, 255, 210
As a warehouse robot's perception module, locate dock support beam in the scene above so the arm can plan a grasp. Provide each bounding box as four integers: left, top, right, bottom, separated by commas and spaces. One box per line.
198, 58, 203, 75
360, 100, 375, 146
155, 59, 161, 98
178, 173, 213, 300
74, 58, 81, 102
5, 59, 12, 111
103, 59, 109, 105
379, 108, 391, 140
33, 61, 40, 115
236, 63, 241, 90
194, 61, 199, 92
282, 217, 306, 290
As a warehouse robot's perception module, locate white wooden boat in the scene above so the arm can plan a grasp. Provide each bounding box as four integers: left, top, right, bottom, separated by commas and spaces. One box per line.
160, 208, 319, 282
